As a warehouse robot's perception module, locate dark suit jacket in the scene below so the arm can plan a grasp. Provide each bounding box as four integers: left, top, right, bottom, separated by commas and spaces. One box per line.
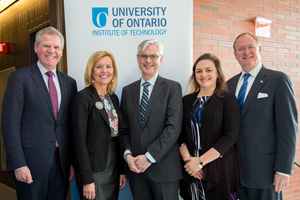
70, 86, 123, 185
120, 76, 183, 182
1, 64, 77, 180
178, 91, 240, 199
227, 65, 298, 189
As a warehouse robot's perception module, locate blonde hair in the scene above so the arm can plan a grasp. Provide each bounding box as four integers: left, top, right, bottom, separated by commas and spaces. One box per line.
84, 51, 118, 94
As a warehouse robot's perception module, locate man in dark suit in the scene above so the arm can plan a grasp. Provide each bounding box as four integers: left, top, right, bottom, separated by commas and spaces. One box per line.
1, 26, 77, 199
120, 39, 183, 200
227, 32, 298, 200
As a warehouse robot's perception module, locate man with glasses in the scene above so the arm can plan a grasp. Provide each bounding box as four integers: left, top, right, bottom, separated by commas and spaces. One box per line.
227, 32, 298, 200
120, 39, 183, 200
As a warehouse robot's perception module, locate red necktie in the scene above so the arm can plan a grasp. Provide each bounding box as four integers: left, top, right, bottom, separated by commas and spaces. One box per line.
46, 71, 59, 147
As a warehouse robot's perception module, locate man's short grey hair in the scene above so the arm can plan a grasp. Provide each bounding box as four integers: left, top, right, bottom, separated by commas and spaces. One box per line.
137, 39, 163, 56
35, 26, 65, 49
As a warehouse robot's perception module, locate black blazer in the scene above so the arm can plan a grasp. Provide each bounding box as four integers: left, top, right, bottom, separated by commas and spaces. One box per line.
71, 86, 123, 185
178, 91, 240, 199
1, 64, 77, 179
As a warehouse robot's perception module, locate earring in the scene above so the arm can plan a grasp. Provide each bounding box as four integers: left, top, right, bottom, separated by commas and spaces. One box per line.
91, 77, 94, 83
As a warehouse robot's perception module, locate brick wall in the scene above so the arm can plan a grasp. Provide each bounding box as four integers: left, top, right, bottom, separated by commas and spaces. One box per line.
193, 0, 300, 199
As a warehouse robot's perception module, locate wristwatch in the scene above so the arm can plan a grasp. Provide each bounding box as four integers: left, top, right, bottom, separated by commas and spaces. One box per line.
199, 158, 204, 168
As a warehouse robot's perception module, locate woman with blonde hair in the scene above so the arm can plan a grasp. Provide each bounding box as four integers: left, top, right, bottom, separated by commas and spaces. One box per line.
71, 51, 126, 200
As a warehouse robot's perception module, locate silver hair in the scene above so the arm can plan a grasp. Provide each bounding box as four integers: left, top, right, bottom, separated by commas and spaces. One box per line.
35, 26, 65, 49
137, 39, 163, 55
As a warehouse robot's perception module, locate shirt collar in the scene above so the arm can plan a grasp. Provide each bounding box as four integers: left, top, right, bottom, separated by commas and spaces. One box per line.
37, 61, 57, 77
240, 63, 262, 80
140, 73, 158, 87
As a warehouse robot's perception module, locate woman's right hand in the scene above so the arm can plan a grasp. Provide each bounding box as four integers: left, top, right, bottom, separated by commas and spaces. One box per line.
83, 183, 96, 200
192, 169, 203, 180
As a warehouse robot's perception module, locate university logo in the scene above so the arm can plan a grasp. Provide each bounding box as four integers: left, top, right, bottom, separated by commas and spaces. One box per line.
92, 8, 109, 28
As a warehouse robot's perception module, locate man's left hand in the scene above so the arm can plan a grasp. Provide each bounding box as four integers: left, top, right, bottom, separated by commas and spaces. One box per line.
273, 173, 289, 193
69, 165, 75, 181
135, 155, 151, 172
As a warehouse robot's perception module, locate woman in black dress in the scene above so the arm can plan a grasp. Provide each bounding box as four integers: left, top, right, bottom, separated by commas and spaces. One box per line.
179, 53, 240, 200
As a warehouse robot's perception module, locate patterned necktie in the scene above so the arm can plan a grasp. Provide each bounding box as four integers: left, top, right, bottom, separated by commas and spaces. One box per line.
140, 82, 150, 125
46, 71, 59, 147
237, 73, 251, 111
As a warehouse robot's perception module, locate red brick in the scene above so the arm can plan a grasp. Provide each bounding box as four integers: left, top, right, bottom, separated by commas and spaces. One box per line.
278, 0, 290, 7
199, 16, 218, 23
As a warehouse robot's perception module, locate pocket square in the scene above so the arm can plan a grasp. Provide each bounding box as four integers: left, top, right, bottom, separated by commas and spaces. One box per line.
257, 92, 268, 99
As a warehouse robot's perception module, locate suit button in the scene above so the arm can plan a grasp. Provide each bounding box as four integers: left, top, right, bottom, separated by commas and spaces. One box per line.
141, 132, 144, 135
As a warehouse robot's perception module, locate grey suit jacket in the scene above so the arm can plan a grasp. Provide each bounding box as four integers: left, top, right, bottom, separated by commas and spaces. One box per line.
227, 65, 298, 189
1, 64, 77, 179
120, 75, 183, 182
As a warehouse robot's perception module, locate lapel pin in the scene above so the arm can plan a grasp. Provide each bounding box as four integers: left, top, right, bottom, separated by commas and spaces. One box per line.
95, 101, 103, 110
260, 80, 263, 83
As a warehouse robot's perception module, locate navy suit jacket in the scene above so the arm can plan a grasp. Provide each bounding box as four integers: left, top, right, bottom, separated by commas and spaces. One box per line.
1, 64, 77, 179
120, 76, 183, 182
227, 65, 298, 189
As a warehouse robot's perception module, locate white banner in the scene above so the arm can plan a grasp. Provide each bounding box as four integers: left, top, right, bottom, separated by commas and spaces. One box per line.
64, 0, 193, 96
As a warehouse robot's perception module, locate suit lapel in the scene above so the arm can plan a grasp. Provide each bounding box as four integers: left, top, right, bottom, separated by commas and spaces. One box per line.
131, 81, 142, 128
143, 76, 164, 126
91, 86, 110, 126
57, 71, 66, 122
30, 64, 56, 121
242, 66, 268, 117
227, 73, 241, 93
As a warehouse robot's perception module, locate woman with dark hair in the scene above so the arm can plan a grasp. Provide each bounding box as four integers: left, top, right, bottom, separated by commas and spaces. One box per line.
71, 51, 126, 200
179, 53, 240, 200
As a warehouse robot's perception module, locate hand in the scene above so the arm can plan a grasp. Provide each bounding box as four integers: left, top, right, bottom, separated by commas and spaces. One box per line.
69, 165, 75, 181
183, 157, 201, 175
192, 169, 203, 180
135, 155, 151, 173
14, 166, 33, 184
273, 173, 289, 193
119, 174, 126, 189
83, 183, 95, 200
125, 154, 142, 173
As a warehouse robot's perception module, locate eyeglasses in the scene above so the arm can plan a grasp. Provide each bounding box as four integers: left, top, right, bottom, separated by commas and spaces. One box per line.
138, 54, 160, 60
237, 45, 258, 52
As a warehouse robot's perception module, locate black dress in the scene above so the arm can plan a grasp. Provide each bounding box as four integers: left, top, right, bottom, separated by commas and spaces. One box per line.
179, 92, 240, 200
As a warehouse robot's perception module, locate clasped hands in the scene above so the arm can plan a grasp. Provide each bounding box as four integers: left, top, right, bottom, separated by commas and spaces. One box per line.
126, 154, 151, 173
183, 156, 203, 180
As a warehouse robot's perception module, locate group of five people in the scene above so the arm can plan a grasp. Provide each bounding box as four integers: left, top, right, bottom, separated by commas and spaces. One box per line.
1, 26, 298, 200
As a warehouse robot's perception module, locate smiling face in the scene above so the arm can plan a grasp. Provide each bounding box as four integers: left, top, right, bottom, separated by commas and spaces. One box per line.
195, 60, 218, 92
34, 33, 62, 71
92, 56, 114, 89
234, 34, 262, 73
137, 44, 163, 81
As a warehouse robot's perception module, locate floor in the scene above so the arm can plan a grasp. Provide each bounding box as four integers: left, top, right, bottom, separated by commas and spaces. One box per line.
0, 181, 183, 200
0, 183, 17, 200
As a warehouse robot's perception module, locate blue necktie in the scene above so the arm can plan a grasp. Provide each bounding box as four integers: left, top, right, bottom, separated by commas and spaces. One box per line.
237, 73, 251, 111
140, 82, 150, 125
